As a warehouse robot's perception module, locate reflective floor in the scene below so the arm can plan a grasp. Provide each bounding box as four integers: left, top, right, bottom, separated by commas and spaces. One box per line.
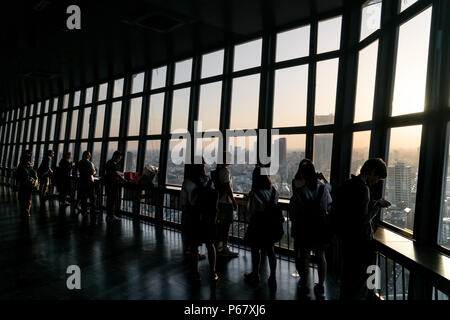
0, 186, 339, 300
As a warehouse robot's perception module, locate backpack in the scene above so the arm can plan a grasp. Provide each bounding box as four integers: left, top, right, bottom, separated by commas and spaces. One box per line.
255, 188, 285, 243
296, 185, 330, 238
194, 178, 218, 225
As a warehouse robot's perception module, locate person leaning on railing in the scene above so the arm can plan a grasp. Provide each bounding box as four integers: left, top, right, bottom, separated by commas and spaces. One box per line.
103, 151, 126, 223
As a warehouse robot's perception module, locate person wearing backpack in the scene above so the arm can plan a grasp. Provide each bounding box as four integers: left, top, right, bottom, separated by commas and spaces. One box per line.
77, 151, 97, 217
243, 166, 283, 289
15, 150, 38, 217
211, 152, 239, 258
182, 163, 218, 282
332, 158, 391, 300
57, 152, 74, 206
290, 160, 332, 299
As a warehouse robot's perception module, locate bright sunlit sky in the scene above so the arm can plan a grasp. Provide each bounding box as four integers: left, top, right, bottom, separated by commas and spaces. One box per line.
102, 1, 432, 154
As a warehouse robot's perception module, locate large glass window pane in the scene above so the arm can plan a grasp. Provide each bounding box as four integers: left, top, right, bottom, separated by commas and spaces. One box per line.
131, 72, 145, 94
401, 0, 418, 12
106, 141, 118, 162
144, 140, 161, 168
174, 59, 192, 84
313, 134, 333, 182
351, 131, 371, 175
317, 16, 342, 54
59, 112, 67, 140
151, 66, 167, 90
315, 59, 339, 125
128, 97, 142, 137
95, 104, 105, 138
98, 83, 108, 101
234, 39, 262, 71
74, 91, 81, 107
81, 107, 91, 139
226, 135, 257, 193
148, 94, 164, 135
49, 114, 56, 141
440, 125, 450, 249
19, 121, 25, 142
91, 142, 102, 173
229, 74, 260, 130
166, 138, 187, 185
276, 25, 310, 62
201, 50, 224, 78
110, 102, 121, 137
124, 140, 139, 172
392, 7, 432, 116
271, 134, 306, 198
198, 82, 221, 132
383, 125, 422, 232
354, 40, 379, 122
41, 116, 47, 141
70, 110, 78, 140
171, 88, 190, 133
273, 65, 308, 128
360, 0, 382, 41
85, 87, 93, 104
113, 78, 124, 98
62, 94, 69, 109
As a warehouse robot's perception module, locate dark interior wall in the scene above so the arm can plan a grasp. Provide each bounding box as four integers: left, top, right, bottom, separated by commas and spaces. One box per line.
0, 0, 347, 111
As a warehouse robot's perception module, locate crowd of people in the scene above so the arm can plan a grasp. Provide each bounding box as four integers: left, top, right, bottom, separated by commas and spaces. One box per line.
13, 148, 391, 300
15, 149, 125, 223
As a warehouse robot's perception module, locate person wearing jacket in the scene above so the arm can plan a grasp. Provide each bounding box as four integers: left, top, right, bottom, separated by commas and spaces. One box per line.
37, 150, 54, 201
243, 166, 279, 289
57, 152, 74, 206
16, 150, 38, 217
290, 160, 332, 299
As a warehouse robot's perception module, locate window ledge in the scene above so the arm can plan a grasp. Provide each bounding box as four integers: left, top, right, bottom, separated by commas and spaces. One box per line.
374, 227, 450, 294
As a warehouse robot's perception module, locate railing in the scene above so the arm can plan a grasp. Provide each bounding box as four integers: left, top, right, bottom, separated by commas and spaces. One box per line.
1, 165, 450, 300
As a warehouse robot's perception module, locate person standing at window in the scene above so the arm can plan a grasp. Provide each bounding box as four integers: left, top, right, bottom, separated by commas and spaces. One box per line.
104, 151, 126, 222
181, 163, 218, 282
332, 158, 391, 300
211, 151, 239, 258
57, 152, 74, 206
290, 160, 332, 299
244, 166, 280, 289
37, 150, 54, 202
77, 151, 97, 218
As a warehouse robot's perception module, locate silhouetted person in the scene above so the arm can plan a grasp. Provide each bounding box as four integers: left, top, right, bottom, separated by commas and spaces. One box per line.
37, 150, 55, 201
211, 151, 238, 258
181, 163, 218, 282
244, 166, 280, 289
333, 158, 391, 300
15, 150, 38, 217
290, 160, 332, 299
57, 152, 74, 206
77, 151, 97, 217
104, 151, 126, 222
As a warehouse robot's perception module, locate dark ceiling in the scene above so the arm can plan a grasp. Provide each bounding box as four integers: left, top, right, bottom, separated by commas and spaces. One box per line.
0, 0, 347, 111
